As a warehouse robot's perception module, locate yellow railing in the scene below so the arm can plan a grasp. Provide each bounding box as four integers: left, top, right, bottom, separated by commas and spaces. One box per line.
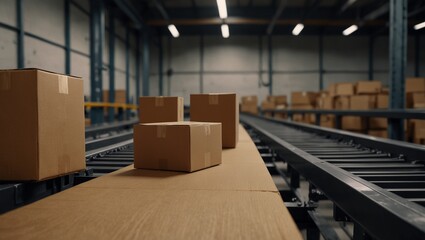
84, 102, 138, 110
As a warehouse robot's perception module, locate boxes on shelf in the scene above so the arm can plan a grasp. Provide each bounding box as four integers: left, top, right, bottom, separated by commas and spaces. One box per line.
139, 96, 184, 123
342, 116, 366, 131
410, 120, 425, 144
368, 130, 388, 138
350, 95, 376, 110
328, 83, 338, 97
317, 96, 334, 110
369, 118, 387, 129
274, 104, 287, 120
320, 115, 335, 128
267, 95, 287, 105
407, 92, 425, 109
133, 122, 222, 172
0, 69, 85, 181
376, 94, 389, 109
356, 81, 382, 94
335, 96, 350, 110
190, 93, 239, 148
336, 83, 355, 96
103, 89, 126, 103
291, 92, 317, 105
240, 95, 258, 115
406, 78, 425, 93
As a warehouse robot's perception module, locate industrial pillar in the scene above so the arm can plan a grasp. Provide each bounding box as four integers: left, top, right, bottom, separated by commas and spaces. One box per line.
319, 33, 324, 90
136, 32, 141, 100
388, 0, 407, 140
16, 0, 24, 68
158, 36, 164, 96
268, 35, 273, 95
200, 35, 204, 93
368, 36, 374, 80
89, 0, 105, 124
142, 32, 150, 96
108, 8, 116, 123
415, 34, 420, 77
64, 0, 71, 74
125, 27, 130, 119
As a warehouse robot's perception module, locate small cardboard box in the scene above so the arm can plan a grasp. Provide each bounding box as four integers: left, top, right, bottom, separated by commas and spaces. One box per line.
317, 96, 334, 110
261, 100, 276, 110
139, 96, 184, 123
320, 115, 335, 128
134, 122, 222, 172
342, 116, 366, 130
335, 96, 350, 110
368, 130, 388, 139
412, 92, 425, 109
350, 95, 376, 110
369, 118, 388, 129
336, 83, 355, 96
328, 83, 338, 97
267, 95, 287, 105
103, 89, 126, 103
0, 69, 85, 181
376, 94, 388, 109
241, 95, 258, 105
356, 81, 382, 94
190, 93, 239, 148
291, 92, 317, 105
406, 78, 425, 93
241, 103, 258, 115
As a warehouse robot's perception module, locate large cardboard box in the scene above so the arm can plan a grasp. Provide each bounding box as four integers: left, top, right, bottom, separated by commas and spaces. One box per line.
291, 92, 317, 105
356, 81, 382, 94
139, 96, 184, 123
342, 116, 366, 130
335, 96, 350, 110
317, 96, 334, 109
134, 122, 222, 172
0, 69, 85, 181
369, 118, 387, 129
368, 130, 388, 138
406, 78, 425, 93
376, 94, 388, 109
190, 93, 239, 148
336, 83, 355, 96
350, 95, 376, 110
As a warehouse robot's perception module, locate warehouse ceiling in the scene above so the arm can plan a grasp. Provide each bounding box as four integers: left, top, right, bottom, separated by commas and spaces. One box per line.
122, 0, 425, 36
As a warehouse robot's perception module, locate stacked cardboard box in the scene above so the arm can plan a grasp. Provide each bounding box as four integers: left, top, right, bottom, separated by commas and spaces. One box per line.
240, 96, 258, 115
261, 95, 287, 118
316, 91, 335, 128
291, 92, 316, 124
406, 78, 425, 142
139, 96, 184, 123
103, 89, 126, 103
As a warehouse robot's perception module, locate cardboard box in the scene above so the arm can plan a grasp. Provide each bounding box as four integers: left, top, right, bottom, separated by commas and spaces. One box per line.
356, 81, 382, 94
274, 112, 287, 120
85, 118, 91, 126
350, 95, 376, 110
335, 96, 350, 110
241, 103, 258, 115
406, 78, 425, 93
241, 95, 258, 105
328, 83, 338, 97
291, 104, 314, 110
0, 69, 85, 181
261, 100, 276, 110
336, 83, 355, 96
134, 122, 222, 172
190, 93, 239, 148
139, 96, 184, 123
376, 94, 388, 109
291, 92, 317, 105
292, 114, 304, 122
369, 118, 387, 129
320, 115, 335, 128
342, 116, 366, 130
412, 92, 425, 108
267, 95, 287, 105
368, 130, 388, 138
317, 96, 334, 110
103, 89, 126, 103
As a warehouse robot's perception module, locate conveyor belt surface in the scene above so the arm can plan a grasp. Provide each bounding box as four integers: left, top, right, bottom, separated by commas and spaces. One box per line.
241, 114, 425, 240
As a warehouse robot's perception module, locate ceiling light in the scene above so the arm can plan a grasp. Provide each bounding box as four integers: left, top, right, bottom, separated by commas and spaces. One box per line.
221, 24, 229, 38
168, 24, 179, 38
414, 21, 425, 30
292, 23, 304, 36
216, 0, 228, 19
342, 25, 358, 36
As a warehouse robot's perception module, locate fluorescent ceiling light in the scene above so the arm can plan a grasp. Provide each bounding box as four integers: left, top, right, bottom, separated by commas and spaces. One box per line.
292, 23, 304, 36
342, 25, 358, 36
221, 24, 230, 38
168, 24, 179, 38
414, 21, 425, 30
216, 0, 228, 19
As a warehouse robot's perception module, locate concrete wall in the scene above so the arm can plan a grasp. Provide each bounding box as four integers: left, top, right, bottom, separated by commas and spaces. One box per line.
155, 34, 425, 105
0, 0, 140, 102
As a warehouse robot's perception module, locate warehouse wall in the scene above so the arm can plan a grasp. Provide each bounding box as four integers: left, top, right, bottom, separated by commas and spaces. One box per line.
154, 34, 425, 105
0, 0, 140, 104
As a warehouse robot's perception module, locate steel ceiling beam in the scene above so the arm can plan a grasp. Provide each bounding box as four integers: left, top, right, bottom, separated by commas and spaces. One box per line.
113, 0, 143, 29
266, 0, 287, 35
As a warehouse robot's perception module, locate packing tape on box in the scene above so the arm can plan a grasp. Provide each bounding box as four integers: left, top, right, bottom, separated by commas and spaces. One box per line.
208, 95, 219, 105
58, 75, 69, 94
0, 72, 11, 91
204, 152, 211, 167
157, 125, 167, 138
155, 97, 164, 107
158, 158, 168, 169
204, 125, 211, 136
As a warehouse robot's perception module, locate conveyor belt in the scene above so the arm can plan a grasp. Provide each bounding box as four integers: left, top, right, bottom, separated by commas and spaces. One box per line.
241, 114, 425, 240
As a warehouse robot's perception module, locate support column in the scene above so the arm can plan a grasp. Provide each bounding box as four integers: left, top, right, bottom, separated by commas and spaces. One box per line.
64, 0, 71, 74
16, 0, 24, 68
108, 9, 115, 123
89, 0, 105, 124
159, 36, 164, 95
142, 32, 150, 96
415, 34, 420, 77
200, 35, 204, 93
268, 35, 273, 95
136, 32, 141, 100
388, 0, 407, 140
368, 36, 374, 80
125, 27, 130, 119
319, 33, 324, 90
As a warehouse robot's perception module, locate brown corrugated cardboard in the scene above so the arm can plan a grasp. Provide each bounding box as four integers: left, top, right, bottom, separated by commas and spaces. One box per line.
0, 125, 303, 240
369, 118, 387, 129
241, 103, 258, 114
85, 118, 91, 126
342, 116, 366, 130
241, 95, 258, 104
406, 78, 425, 93
336, 83, 355, 96
335, 96, 350, 110
292, 114, 304, 122
267, 95, 287, 105
190, 93, 239, 148
356, 81, 382, 94
412, 92, 425, 108
320, 115, 335, 128
0, 69, 85, 181
328, 83, 338, 97
139, 96, 184, 123
317, 96, 334, 109
103, 89, 126, 103
261, 100, 276, 110
291, 104, 314, 110
350, 95, 376, 110
134, 122, 222, 172
368, 130, 388, 138
291, 92, 317, 105
376, 94, 388, 109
